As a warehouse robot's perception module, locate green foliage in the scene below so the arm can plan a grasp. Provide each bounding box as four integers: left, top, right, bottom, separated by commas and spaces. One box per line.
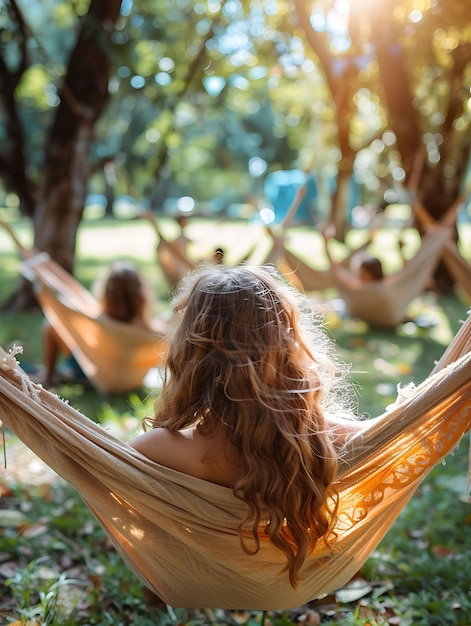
16, 66, 51, 109
1, 0, 324, 213
6, 559, 82, 626
2, 0, 471, 226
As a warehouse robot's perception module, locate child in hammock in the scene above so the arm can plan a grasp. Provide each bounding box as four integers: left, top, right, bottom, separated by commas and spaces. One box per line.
42, 260, 154, 387
130, 263, 367, 588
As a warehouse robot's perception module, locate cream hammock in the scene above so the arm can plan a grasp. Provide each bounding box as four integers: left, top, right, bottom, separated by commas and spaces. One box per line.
1, 220, 168, 394
324, 226, 451, 328
1, 309, 470, 610
265, 229, 376, 294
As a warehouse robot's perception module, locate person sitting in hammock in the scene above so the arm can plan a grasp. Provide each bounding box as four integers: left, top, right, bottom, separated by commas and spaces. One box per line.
130, 263, 368, 588
319, 221, 450, 328
42, 260, 155, 387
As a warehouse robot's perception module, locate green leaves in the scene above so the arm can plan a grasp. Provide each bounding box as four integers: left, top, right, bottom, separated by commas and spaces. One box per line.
16, 66, 52, 109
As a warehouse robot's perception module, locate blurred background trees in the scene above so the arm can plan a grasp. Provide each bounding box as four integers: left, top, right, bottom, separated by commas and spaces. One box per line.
1, 0, 470, 307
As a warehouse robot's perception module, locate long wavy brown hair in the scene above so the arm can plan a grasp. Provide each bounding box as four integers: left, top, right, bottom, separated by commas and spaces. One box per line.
146, 264, 355, 587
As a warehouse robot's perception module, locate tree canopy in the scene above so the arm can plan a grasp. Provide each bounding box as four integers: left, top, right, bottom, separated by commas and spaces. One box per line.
0, 0, 470, 304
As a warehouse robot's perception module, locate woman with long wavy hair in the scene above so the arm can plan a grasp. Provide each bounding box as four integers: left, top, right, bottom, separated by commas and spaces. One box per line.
130, 263, 366, 588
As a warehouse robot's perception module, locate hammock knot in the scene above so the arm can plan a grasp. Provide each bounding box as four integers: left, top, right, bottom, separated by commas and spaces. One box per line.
1, 345, 42, 403
1, 344, 24, 369
395, 381, 417, 404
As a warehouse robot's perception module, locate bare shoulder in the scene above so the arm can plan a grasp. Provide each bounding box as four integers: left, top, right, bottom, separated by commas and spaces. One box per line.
129, 425, 241, 487
129, 427, 208, 479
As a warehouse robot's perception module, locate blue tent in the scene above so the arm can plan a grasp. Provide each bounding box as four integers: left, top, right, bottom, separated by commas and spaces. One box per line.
264, 170, 319, 224
263, 170, 361, 225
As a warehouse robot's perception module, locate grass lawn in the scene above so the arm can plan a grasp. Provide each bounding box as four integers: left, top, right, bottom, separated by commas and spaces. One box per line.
0, 213, 470, 625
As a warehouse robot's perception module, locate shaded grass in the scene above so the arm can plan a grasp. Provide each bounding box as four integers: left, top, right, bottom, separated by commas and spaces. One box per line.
1, 214, 470, 624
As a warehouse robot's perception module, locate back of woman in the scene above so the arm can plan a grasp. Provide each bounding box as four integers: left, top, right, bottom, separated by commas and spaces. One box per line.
131, 264, 360, 587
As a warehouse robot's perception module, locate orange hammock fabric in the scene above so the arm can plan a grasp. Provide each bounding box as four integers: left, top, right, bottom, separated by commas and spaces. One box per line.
1, 220, 168, 394
34, 279, 168, 394
325, 227, 451, 328
1, 310, 470, 610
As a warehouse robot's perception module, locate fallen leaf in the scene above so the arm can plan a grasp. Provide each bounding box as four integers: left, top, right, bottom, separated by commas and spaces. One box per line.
432, 546, 454, 558
298, 609, 321, 625
20, 521, 50, 539
335, 579, 373, 603
0, 509, 28, 528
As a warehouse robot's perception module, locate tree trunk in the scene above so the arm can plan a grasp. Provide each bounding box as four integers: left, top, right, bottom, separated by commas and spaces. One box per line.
369, 5, 469, 293
34, 0, 122, 270
414, 43, 471, 293
293, 0, 361, 240
3, 0, 122, 311
417, 137, 470, 293
0, 0, 37, 217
